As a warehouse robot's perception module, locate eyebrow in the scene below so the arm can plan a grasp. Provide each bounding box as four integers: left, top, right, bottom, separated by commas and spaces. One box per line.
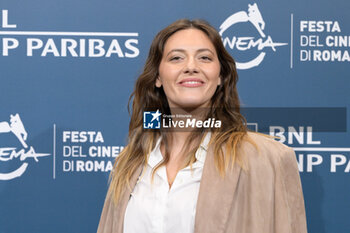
165, 48, 215, 57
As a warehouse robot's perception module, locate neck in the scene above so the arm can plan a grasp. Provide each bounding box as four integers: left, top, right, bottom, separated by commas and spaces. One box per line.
159, 107, 206, 161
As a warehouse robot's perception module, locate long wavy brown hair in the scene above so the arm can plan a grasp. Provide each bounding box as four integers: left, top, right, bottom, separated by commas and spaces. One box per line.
108, 19, 252, 205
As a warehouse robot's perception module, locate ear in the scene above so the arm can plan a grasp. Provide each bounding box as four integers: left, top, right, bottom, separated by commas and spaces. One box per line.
217, 76, 222, 86
155, 76, 162, 88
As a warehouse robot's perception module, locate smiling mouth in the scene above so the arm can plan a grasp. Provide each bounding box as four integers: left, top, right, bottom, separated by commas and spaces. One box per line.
179, 81, 204, 87
178, 78, 205, 87
181, 81, 203, 84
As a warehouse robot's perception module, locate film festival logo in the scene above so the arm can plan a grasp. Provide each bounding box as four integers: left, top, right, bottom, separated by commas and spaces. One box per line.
219, 3, 287, 69
143, 110, 221, 130
0, 114, 50, 180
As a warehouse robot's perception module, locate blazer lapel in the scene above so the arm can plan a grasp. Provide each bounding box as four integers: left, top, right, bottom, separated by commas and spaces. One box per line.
112, 165, 143, 233
194, 146, 242, 233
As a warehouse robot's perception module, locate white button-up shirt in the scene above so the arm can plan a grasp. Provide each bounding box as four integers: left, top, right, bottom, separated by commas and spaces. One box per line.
123, 132, 211, 233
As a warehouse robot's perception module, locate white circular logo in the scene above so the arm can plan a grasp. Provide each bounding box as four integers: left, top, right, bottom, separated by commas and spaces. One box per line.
0, 114, 50, 180
219, 3, 287, 70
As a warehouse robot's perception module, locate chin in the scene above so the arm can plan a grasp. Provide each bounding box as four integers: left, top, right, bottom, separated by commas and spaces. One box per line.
174, 100, 210, 109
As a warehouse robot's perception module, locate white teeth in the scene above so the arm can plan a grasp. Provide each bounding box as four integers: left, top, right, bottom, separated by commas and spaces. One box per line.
183, 81, 201, 84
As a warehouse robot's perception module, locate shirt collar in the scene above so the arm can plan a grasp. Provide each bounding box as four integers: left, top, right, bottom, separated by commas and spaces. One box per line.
147, 137, 163, 168
147, 132, 212, 168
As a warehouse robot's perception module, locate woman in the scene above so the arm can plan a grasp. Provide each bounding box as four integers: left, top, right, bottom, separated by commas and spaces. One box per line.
97, 19, 307, 233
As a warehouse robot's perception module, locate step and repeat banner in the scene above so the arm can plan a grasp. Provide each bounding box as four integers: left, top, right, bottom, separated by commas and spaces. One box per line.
0, 0, 349, 233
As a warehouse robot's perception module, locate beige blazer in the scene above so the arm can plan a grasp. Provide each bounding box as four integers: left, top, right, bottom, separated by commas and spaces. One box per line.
97, 132, 308, 233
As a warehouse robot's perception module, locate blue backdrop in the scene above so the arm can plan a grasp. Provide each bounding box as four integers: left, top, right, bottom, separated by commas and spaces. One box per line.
0, 0, 349, 232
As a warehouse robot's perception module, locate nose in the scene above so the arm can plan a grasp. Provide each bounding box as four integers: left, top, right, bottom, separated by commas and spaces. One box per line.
183, 57, 199, 74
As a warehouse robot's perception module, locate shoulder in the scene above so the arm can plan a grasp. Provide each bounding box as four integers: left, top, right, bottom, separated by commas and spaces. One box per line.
238, 131, 296, 172
243, 131, 292, 153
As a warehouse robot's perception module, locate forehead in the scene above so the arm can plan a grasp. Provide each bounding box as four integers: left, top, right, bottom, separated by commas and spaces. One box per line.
163, 28, 216, 53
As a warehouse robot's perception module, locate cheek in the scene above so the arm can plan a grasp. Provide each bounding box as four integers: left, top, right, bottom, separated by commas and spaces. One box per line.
205, 65, 221, 81
159, 67, 181, 87
159, 63, 173, 80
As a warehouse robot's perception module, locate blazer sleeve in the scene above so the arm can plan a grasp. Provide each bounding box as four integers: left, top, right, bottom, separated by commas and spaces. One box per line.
275, 147, 308, 233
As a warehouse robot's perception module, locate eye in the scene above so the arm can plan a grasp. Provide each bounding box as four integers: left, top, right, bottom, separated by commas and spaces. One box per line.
200, 56, 212, 61
169, 56, 182, 61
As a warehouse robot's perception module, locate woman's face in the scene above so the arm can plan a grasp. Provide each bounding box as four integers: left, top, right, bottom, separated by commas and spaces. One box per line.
157, 28, 221, 110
